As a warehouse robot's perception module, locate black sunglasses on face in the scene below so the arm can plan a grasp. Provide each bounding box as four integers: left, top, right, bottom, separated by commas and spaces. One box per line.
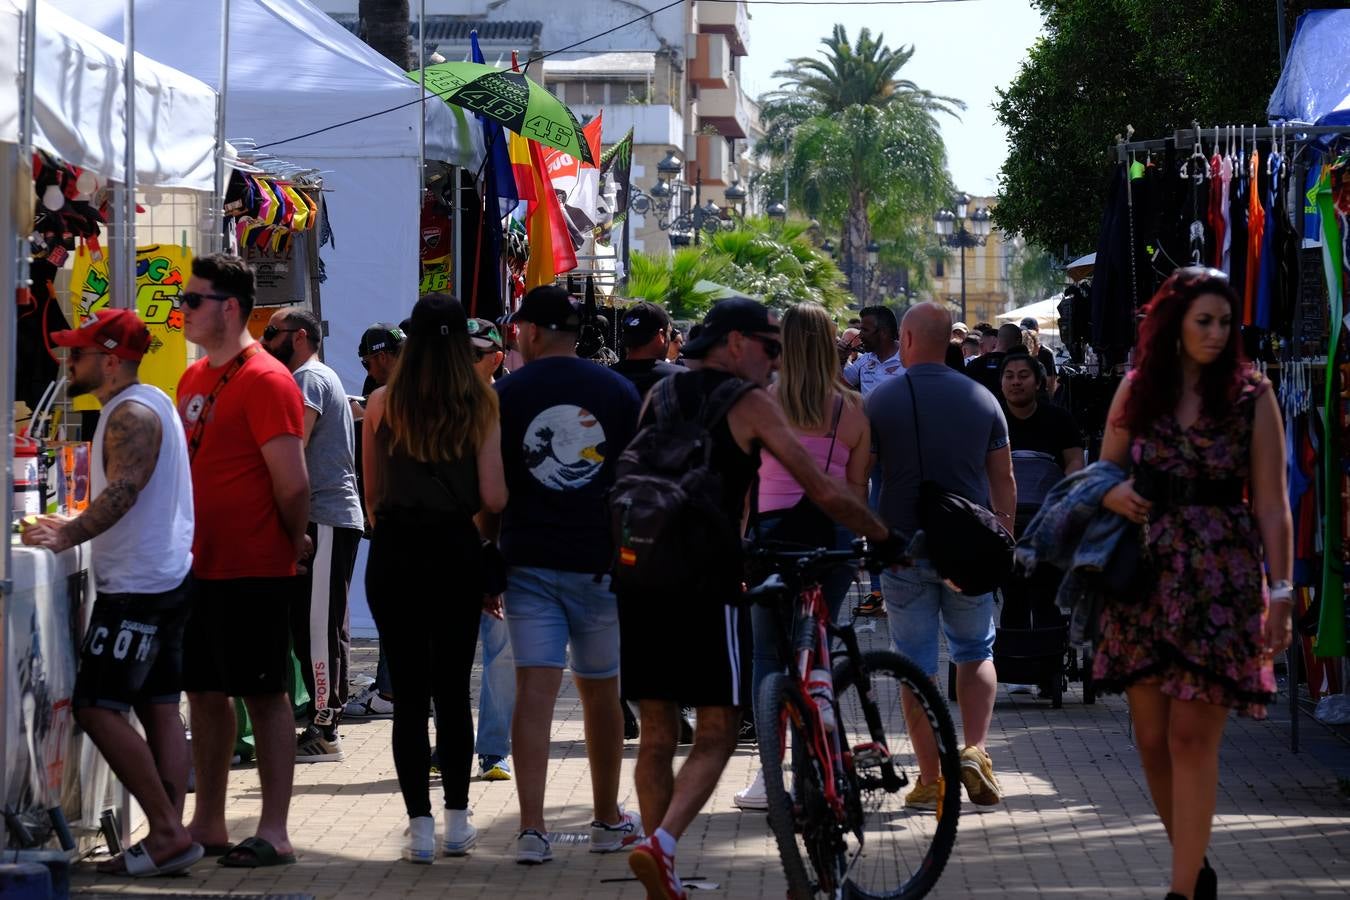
181, 291, 232, 310
68, 347, 109, 361
744, 332, 782, 360
262, 325, 299, 342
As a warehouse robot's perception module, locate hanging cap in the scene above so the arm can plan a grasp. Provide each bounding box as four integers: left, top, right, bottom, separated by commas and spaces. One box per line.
50, 307, 152, 361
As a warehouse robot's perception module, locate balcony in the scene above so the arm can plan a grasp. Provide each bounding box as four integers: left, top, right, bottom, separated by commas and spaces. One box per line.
567, 103, 684, 149
698, 0, 749, 56
698, 72, 752, 139
689, 33, 729, 90
692, 134, 731, 186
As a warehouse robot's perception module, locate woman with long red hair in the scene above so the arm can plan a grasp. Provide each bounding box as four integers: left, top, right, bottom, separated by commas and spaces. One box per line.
1095, 267, 1293, 900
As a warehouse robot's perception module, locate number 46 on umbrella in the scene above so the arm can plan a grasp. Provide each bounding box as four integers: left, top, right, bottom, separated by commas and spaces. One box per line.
410, 61, 595, 165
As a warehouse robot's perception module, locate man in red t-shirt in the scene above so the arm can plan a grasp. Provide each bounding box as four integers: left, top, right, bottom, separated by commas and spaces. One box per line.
177, 253, 310, 868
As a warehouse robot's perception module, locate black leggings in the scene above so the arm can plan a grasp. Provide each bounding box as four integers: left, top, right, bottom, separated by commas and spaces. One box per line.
366, 513, 482, 817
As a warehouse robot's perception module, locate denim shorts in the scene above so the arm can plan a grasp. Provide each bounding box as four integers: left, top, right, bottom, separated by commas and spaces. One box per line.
503, 566, 620, 678
881, 558, 995, 677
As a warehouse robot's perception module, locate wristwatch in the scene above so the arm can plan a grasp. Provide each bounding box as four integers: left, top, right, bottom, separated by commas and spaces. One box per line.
1269, 580, 1294, 603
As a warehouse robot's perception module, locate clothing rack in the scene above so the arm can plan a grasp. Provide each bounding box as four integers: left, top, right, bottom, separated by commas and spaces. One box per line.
1112, 123, 1350, 162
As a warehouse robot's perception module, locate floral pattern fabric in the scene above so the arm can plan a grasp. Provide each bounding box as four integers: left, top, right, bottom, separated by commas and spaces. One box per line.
1093, 372, 1277, 717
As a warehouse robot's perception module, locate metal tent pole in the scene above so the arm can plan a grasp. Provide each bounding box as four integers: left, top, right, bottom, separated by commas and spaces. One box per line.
211, 0, 232, 255
112, 0, 138, 309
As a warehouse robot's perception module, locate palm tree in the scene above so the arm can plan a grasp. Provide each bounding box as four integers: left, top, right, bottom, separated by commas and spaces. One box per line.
624, 248, 731, 321
768, 25, 964, 118
757, 26, 960, 302
358, 0, 411, 70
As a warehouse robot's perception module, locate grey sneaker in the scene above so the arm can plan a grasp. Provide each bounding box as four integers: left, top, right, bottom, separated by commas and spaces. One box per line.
515, 829, 552, 865
296, 708, 345, 763
590, 807, 643, 853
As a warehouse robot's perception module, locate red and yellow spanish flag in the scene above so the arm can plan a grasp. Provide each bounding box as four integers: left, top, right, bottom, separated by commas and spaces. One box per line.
507, 126, 577, 288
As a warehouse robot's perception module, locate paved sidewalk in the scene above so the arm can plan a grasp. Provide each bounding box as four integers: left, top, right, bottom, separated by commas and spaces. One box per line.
72, 626, 1350, 899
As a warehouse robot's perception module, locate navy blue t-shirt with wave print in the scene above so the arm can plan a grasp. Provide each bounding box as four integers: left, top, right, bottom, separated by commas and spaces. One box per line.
494, 356, 641, 573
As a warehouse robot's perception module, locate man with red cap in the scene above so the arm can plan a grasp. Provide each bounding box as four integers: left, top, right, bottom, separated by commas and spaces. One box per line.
23, 307, 202, 876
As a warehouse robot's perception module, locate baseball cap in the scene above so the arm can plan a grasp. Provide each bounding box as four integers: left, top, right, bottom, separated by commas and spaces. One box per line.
952, 321, 970, 334
358, 322, 405, 358
508, 284, 581, 331
1020, 317, 1040, 331
681, 297, 779, 359
467, 317, 503, 352
620, 301, 671, 348
409, 293, 468, 338
51, 307, 152, 361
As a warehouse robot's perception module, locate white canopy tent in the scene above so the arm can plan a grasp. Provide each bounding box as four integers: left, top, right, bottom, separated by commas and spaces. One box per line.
998, 295, 1063, 345
56, 0, 487, 393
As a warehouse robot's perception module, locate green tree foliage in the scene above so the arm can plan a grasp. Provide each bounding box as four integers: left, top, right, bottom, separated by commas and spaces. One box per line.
756, 26, 958, 302
995, 0, 1311, 255
1008, 242, 1068, 304
624, 248, 731, 320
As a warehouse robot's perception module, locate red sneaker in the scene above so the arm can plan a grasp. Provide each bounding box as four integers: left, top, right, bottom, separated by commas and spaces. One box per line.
628, 836, 686, 900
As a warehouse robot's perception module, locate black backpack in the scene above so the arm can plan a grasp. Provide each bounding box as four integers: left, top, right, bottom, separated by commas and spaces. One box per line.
609, 375, 757, 596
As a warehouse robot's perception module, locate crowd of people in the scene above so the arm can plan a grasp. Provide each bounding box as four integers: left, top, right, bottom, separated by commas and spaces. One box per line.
17, 256, 1295, 900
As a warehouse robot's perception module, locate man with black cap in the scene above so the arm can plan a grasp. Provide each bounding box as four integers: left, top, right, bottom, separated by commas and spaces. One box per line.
611, 301, 682, 396
489, 284, 644, 864
24, 308, 203, 875
620, 297, 897, 900
357, 323, 405, 397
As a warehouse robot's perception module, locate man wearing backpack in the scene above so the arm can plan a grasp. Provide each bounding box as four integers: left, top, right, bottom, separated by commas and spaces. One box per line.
613, 297, 897, 900
489, 285, 644, 865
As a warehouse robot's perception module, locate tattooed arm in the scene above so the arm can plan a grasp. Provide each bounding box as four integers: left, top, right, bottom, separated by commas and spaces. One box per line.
21, 400, 161, 553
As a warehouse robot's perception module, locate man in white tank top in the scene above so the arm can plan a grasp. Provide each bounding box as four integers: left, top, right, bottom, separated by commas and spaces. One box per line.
23, 308, 201, 876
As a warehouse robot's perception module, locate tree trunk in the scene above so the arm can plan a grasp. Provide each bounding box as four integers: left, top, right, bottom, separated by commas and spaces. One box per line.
842, 189, 872, 304
359, 0, 412, 71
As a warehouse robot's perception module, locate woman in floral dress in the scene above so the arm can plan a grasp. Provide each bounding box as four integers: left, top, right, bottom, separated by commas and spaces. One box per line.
1095, 267, 1294, 900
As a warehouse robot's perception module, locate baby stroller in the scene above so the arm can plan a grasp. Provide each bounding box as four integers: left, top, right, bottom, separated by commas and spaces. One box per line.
995, 451, 1073, 707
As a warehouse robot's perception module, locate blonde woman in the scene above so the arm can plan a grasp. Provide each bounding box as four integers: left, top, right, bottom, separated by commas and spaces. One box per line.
734, 302, 871, 811
363, 294, 507, 863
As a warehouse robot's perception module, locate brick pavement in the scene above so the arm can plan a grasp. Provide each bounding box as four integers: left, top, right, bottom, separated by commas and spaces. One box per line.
72, 621, 1350, 900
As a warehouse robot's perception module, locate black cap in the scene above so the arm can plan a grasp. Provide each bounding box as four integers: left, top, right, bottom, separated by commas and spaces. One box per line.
1020, 317, 1039, 331
467, 317, 504, 351
681, 297, 779, 359
620, 302, 671, 348
409, 293, 468, 338
358, 322, 406, 358
508, 284, 581, 331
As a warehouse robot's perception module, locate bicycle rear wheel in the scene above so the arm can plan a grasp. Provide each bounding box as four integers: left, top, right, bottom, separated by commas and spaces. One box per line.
833, 649, 961, 900
757, 672, 843, 900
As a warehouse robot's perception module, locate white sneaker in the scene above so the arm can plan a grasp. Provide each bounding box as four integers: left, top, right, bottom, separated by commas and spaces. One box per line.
403, 816, 435, 864
343, 686, 394, 719
734, 769, 769, 810
441, 808, 477, 856
1007, 684, 1035, 695
590, 807, 643, 853
515, 829, 552, 865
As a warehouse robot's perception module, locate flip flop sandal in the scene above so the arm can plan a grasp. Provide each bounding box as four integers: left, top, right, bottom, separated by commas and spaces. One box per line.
122, 840, 206, 877
217, 836, 297, 868
203, 843, 234, 857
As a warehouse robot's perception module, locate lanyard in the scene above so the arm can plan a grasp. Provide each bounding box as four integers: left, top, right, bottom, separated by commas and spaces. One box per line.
187, 344, 262, 462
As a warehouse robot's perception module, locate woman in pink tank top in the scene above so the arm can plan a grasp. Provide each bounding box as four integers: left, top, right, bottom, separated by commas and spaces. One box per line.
736, 302, 871, 811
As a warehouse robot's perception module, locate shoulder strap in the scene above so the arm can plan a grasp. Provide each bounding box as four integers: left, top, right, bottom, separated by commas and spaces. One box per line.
187, 344, 263, 462
823, 393, 845, 472
905, 374, 926, 481
652, 374, 682, 426
700, 377, 756, 429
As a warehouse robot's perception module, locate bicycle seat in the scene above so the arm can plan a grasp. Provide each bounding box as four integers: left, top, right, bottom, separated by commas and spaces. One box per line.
744, 573, 790, 604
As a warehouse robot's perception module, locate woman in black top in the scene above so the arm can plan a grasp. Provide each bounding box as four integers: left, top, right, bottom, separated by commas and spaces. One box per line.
362, 294, 507, 864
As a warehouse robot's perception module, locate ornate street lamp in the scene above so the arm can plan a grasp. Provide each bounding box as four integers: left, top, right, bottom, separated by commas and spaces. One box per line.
933, 193, 992, 323
766, 201, 787, 220
630, 156, 731, 246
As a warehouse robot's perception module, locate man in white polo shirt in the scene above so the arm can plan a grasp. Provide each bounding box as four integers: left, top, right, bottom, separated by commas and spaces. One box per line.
24, 308, 201, 876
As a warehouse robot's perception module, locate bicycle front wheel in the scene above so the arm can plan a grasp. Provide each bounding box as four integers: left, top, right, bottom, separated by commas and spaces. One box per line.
833, 649, 961, 900
757, 671, 843, 900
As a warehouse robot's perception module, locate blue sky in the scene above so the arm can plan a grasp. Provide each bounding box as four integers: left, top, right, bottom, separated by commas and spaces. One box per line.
741, 0, 1046, 197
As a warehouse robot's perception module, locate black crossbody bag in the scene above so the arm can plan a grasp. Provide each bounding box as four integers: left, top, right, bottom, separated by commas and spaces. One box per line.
905, 375, 1014, 595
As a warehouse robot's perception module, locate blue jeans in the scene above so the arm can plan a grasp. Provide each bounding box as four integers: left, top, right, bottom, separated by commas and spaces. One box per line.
750, 521, 854, 718
881, 557, 995, 677
475, 612, 514, 759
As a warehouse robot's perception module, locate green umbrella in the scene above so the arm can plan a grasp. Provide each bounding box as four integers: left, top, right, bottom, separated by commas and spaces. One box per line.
410, 61, 594, 165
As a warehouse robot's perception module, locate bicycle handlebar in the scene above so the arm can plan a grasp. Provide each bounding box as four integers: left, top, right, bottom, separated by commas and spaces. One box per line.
742, 537, 911, 606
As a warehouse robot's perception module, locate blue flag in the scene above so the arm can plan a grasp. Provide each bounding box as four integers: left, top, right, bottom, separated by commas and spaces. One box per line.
471, 31, 519, 217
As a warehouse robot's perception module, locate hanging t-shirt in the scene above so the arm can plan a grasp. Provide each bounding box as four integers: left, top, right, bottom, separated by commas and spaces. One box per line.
1243, 147, 1264, 325
1254, 152, 1282, 330
495, 356, 640, 573
1219, 153, 1233, 274
177, 346, 304, 580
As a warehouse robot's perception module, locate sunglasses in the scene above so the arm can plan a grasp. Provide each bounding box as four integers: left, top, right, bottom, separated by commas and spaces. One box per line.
262, 325, 299, 341
744, 332, 782, 360
68, 347, 109, 361
181, 291, 232, 310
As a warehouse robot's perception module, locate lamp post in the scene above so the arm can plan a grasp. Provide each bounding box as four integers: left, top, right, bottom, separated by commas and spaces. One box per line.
630, 151, 734, 247
933, 192, 992, 324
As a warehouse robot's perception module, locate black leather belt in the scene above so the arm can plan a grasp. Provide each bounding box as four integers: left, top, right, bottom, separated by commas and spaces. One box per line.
1137, 467, 1244, 508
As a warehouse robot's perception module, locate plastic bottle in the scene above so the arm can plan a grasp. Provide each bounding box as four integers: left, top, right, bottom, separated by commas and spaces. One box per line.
806, 668, 836, 732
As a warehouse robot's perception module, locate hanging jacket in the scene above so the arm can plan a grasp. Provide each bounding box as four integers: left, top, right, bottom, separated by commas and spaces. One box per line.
1014, 460, 1130, 643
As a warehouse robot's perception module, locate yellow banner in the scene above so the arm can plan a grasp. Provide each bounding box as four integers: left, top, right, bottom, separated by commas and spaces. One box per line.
68, 244, 191, 409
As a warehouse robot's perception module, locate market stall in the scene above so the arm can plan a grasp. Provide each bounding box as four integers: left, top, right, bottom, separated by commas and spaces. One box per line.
2, 0, 220, 852
58, 0, 486, 393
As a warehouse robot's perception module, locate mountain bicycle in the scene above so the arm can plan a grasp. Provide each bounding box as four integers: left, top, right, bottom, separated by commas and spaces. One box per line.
745, 541, 961, 900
